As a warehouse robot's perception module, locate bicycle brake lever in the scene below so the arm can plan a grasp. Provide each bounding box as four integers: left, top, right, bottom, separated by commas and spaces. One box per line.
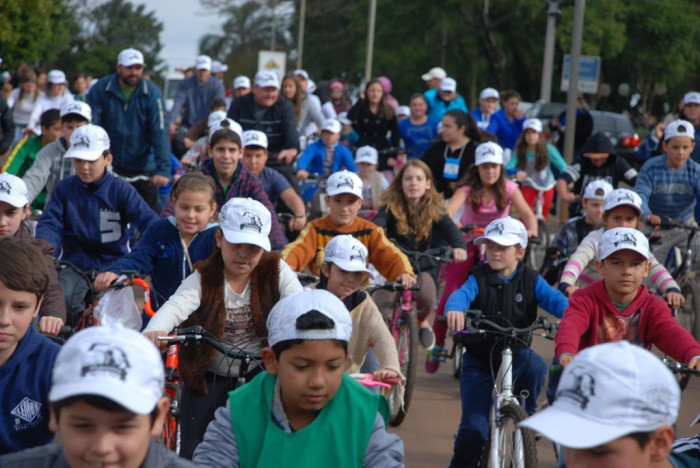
173, 325, 205, 335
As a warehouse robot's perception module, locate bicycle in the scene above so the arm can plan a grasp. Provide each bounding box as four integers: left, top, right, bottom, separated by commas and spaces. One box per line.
449, 309, 557, 468
156, 325, 265, 454
298, 172, 328, 220
518, 177, 552, 271
662, 355, 700, 392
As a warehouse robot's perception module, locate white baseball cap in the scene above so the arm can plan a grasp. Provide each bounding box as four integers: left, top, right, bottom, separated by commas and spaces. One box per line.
598, 227, 650, 260
474, 216, 528, 249
338, 112, 351, 126
64, 124, 110, 161
0, 173, 29, 208
396, 106, 410, 117
60, 101, 92, 122
603, 188, 642, 214
195, 55, 212, 70
211, 60, 228, 74
440, 77, 457, 93
218, 198, 271, 251
322, 119, 342, 134
50, 325, 164, 414
522, 118, 543, 133
47, 69, 67, 85
324, 235, 373, 277
421, 67, 447, 82
207, 109, 227, 128
242, 130, 268, 149
520, 341, 679, 449
582, 179, 613, 201
266, 289, 353, 348
475, 141, 504, 166
479, 87, 499, 100
683, 91, 700, 106
326, 170, 363, 199
117, 48, 145, 67
233, 76, 250, 89
293, 69, 310, 80
208, 118, 243, 142
355, 145, 378, 165
254, 70, 280, 89
664, 119, 695, 141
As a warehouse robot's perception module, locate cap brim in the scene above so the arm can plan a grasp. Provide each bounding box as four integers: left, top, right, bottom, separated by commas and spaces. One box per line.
520, 406, 638, 449
604, 202, 641, 214
326, 258, 374, 278
0, 194, 28, 208
326, 188, 363, 200
476, 156, 503, 166
600, 246, 649, 260
49, 382, 157, 415
474, 235, 522, 247
64, 150, 103, 161
355, 158, 377, 165
221, 229, 271, 252
421, 73, 434, 81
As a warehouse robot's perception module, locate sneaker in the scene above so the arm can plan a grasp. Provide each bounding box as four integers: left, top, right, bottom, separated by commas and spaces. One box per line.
418, 327, 436, 350
425, 347, 442, 373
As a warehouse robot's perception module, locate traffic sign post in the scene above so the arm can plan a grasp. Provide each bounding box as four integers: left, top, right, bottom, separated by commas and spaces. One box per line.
560, 54, 600, 94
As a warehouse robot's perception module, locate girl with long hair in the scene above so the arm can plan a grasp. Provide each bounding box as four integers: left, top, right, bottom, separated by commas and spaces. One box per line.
7, 70, 40, 144
280, 74, 324, 137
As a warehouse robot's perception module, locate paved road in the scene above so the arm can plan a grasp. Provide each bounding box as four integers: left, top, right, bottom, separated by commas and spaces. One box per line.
389, 331, 700, 468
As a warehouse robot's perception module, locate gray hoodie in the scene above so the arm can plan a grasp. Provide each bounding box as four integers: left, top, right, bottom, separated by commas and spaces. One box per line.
22, 137, 73, 206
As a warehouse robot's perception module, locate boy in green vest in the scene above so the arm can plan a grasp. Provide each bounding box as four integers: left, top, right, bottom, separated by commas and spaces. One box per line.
193, 289, 405, 468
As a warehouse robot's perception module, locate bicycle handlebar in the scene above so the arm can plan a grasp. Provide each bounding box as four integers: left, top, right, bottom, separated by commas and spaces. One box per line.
663, 357, 700, 375
437, 310, 557, 339
368, 281, 421, 294
296, 272, 320, 284
109, 275, 155, 317
158, 326, 263, 361
645, 219, 700, 232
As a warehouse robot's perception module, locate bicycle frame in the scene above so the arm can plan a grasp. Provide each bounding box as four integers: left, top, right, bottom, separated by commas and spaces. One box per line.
389, 289, 414, 338
489, 347, 526, 467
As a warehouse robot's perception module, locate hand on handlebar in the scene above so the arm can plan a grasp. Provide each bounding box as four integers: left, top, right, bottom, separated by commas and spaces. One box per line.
39, 316, 65, 336
372, 368, 399, 384
296, 169, 309, 181
94, 272, 120, 292
399, 273, 417, 289
689, 357, 700, 371
558, 354, 574, 369
289, 214, 307, 232
646, 214, 661, 227
452, 248, 468, 263
665, 291, 685, 310
144, 331, 168, 351
445, 310, 465, 332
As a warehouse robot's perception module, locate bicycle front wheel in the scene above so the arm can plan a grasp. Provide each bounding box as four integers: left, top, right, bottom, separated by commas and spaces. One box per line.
483, 403, 537, 468
161, 409, 181, 454
679, 278, 700, 341
388, 312, 418, 427
452, 342, 463, 379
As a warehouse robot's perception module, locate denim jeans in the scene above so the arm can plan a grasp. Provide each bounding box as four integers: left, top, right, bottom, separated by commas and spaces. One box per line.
449, 347, 547, 468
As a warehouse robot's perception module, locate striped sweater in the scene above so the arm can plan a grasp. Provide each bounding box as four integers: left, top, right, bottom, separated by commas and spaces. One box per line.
635, 154, 700, 222
559, 227, 679, 293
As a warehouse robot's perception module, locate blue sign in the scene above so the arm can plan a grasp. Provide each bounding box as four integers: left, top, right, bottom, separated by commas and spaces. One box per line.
561, 55, 601, 94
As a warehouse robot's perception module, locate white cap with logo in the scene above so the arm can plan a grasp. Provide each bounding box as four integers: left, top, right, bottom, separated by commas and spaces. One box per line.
520, 341, 679, 449
474, 216, 528, 249
207, 110, 227, 129
195, 55, 212, 71
254, 70, 280, 89
0, 173, 29, 208
326, 170, 364, 199
324, 235, 373, 277
212, 60, 228, 74
603, 188, 642, 214
60, 101, 92, 122
582, 179, 613, 201
49, 325, 165, 414
233, 76, 251, 89
293, 69, 309, 81
396, 106, 410, 117
421, 67, 447, 82
117, 48, 145, 67
475, 141, 504, 166
355, 146, 378, 165
322, 119, 342, 134
64, 124, 110, 162
47, 70, 68, 85
208, 118, 243, 142
219, 198, 271, 251
479, 87, 499, 100
684, 91, 700, 106
664, 119, 695, 141
440, 77, 457, 93
598, 227, 649, 260
242, 130, 268, 149
266, 289, 353, 348
522, 118, 543, 133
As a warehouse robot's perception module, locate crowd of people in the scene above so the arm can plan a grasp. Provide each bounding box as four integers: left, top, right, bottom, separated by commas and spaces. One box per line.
0, 50, 700, 468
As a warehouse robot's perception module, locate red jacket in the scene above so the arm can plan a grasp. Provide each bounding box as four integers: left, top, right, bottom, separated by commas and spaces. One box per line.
556, 280, 700, 363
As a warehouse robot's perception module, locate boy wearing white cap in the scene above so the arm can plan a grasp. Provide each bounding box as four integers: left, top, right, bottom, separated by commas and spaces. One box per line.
26, 69, 74, 135
169, 54, 225, 132
296, 118, 357, 180
283, 170, 415, 287
232, 76, 251, 98
555, 227, 700, 372
193, 289, 404, 467
424, 76, 469, 122
444, 216, 567, 467
144, 197, 302, 458
470, 87, 500, 133
522, 341, 698, 467
354, 145, 389, 210
0, 325, 195, 466
35, 124, 158, 324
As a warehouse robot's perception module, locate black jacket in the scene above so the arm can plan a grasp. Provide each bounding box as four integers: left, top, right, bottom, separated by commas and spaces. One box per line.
348, 100, 400, 170
422, 140, 477, 198
0, 97, 14, 155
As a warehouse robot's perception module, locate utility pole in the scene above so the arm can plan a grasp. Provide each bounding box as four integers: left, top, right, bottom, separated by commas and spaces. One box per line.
270, 0, 277, 51
296, 0, 306, 68
364, 0, 377, 83
540, 0, 560, 102
563, 0, 585, 164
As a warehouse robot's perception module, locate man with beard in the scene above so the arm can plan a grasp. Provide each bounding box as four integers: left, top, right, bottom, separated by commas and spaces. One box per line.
87, 48, 170, 212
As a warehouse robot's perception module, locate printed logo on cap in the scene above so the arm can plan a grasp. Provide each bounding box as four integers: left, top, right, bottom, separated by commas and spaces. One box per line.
557, 369, 596, 410
81, 343, 131, 381
349, 245, 366, 263
72, 135, 91, 149
677, 124, 688, 133
481, 145, 497, 157
239, 211, 263, 233
0, 181, 11, 195
613, 231, 638, 248
617, 192, 635, 204
64, 103, 83, 114
486, 221, 504, 236
594, 188, 605, 197
336, 175, 355, 189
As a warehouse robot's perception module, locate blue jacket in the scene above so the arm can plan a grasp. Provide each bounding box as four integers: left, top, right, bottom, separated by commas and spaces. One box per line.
170, 76, 225, 128
470, 108, 500, 135
493, 109, 526, 150
296, 139, 357, 176
0, 327, 59, 454
87, 74, 171, 177
36, 171, 158, 270
103, 218, 217, 308
423, 89, 468, 122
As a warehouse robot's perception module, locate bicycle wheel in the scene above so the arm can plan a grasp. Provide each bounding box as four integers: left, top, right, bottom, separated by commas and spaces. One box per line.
388, 312, 418, 427
679, 278, 700, 341
482, 403, 537, 468
528, 219, 549, 271
160, 408, 181, 454
452, 342, 463, 379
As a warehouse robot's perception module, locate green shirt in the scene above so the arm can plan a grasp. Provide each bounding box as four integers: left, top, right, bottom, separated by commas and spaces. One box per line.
121, 85, 136, 102
2, 136, 47, 209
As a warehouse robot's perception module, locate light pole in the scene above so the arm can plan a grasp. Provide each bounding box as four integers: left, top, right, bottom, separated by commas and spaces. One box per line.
296, 0, 306, 68
563, 0, 585, 164
364, 0, 377, 83
540, 0, 560, 102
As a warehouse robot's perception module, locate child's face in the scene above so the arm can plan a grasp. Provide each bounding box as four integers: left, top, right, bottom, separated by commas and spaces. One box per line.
326, 194, 362, 227
242, 147, 268, 177
216, 232, 264, 278
585, 153, 610, 168
598, 250, 650, 301
479, 97, 498, 115
0, 202, 29, 237
42, 121, 63, 144
356, 162, 375, 179
322, 263, 365, 300
63, 120, 88, 141
266, 340, 346, 421
604, 206, 640, 229
366, 83, 384, 105
210, 140, 242, 180
663, 136, 694, 170
524, 128, 540, 146
582, 198, 605, 226
321, 130, 340, 146
73, 154, 113, 184
563, 436, 655, 468
503, 97, 520, 117
477, 162, 502, 186
484, 241, 524, 274
0, 278, 41, 362
410, 98, 427, 118
440, 115, 462, 144
402, 165, 430, 202
48, 83, 66, 97
173, 190, 216, 240
684, 102, 700, 122
51, 400, 167, 468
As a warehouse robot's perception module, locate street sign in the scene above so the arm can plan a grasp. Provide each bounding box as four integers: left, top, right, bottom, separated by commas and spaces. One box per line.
560, 54, 601, 94
258, 51, 286, 81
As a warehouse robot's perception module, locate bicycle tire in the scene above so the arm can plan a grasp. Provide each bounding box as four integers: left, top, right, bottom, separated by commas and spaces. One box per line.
161, 408, 181, 454
481, 403, 537, 468
679, 278, 700, 341
452, 342, 463, 379
388, 312, 418, 427
528, 220, 549, 271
